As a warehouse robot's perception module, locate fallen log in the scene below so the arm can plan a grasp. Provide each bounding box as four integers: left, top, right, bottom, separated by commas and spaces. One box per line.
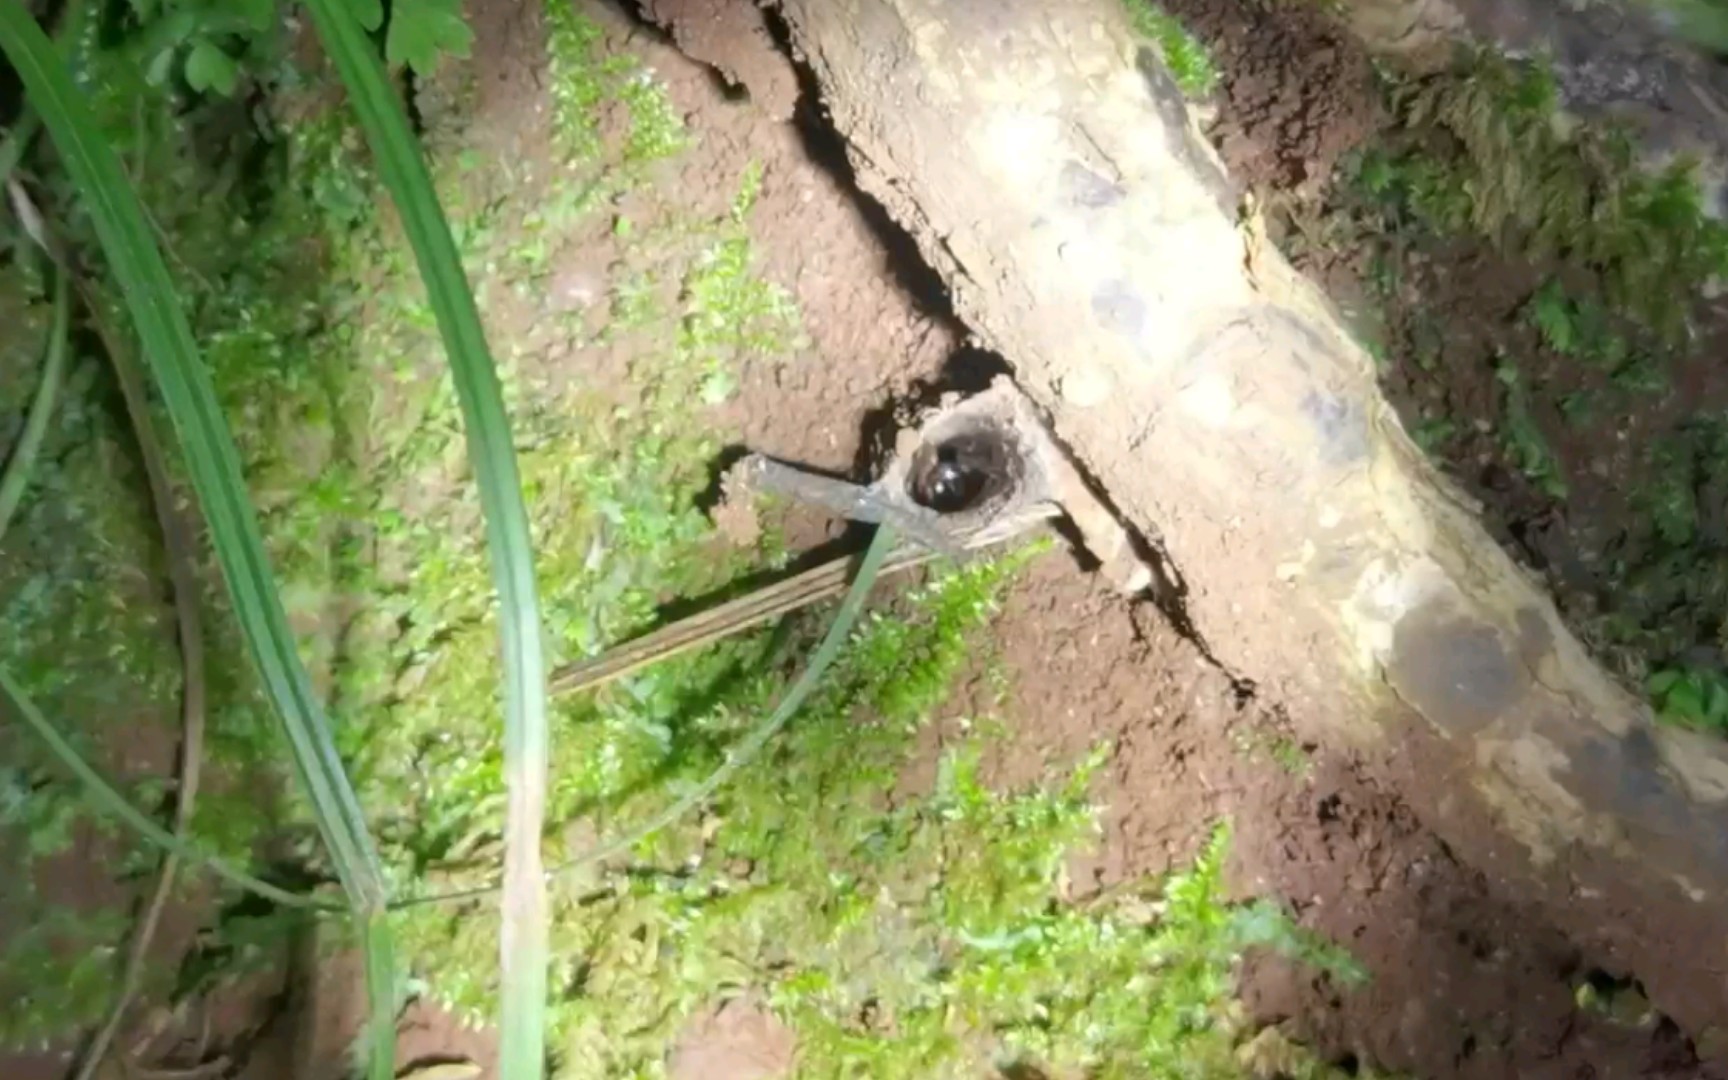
768, 0, 1728, 1043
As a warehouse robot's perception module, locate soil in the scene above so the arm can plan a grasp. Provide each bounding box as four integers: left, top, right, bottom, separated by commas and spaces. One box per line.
638, 0, 798, 121
665, 996, 797, 1080
1159, 0, 1385, 200
12, 0, 1728, 1078
958, 555, 1712, 1078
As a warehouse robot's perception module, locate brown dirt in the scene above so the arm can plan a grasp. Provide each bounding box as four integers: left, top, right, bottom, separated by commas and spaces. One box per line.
666, 997, 797, 1080
417, 0, 955, 551
959, 554, 1714, 1079
19, 1, 1728, 1078
639, 0, 799, 121
1161, 0, 1385, 199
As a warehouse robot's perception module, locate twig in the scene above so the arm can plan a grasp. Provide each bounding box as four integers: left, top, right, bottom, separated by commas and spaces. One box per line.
549, 538, 936, 697
129, 1056, 231, 1080
396, 524, 901, 910
541, 525, 899, 879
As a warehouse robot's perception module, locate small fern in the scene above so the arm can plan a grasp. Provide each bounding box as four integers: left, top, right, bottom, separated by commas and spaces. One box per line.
1386, 52, 1728, 344
1494, 355, 1568, 501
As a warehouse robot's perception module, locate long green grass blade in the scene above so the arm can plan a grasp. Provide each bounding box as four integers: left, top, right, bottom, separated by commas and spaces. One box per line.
298, 4, 551, 1076
0, 0, 386, 911
0, 267, 68, 541
361, 912, 399, 1080
0, 665, 333, 911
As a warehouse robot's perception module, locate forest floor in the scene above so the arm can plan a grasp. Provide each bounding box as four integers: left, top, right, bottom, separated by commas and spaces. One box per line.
1, 1, 1722, 1078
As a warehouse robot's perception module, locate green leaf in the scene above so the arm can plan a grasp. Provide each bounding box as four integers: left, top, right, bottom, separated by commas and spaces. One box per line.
361, 913, 399, 1080
1663, 676, 1706, 724
235, 0, 277, 31
1527, 280, 1576, 356
145, 45, 176, 86
347, 0, 384, 31
1706, 679, 1728, 726
183, 40, 239, 96
384, 0, 473, 75
300, 2, 548, 1078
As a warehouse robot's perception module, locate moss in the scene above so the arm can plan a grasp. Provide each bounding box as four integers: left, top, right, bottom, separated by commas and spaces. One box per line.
545, 1, 687, 173
677, 221, 804, 403
0, 906, 131, 1048
1334, 48, 1728, 733
396, 547, 1365, 1079
1492, 354, 1568, 501
544, 0, 609, 163
1366, 51, 1728, 344
1121, 0, 1219, 99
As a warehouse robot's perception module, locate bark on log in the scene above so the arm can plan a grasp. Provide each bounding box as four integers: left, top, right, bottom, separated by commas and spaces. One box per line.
772, 0, 1728, 1039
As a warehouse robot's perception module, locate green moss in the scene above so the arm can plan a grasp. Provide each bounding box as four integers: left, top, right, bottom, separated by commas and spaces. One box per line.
1373, 52, 1728, 343
677, 208, 804, 403
1492, 355, 1568, 501
544, 0, 609, 163
0, 906, 131, 1048
1121, 0, 1219, 99
619, 67, 690, 166
1233, 726, 1316, 782
545, 1, 687, 173
1267, 738, 1315, 780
